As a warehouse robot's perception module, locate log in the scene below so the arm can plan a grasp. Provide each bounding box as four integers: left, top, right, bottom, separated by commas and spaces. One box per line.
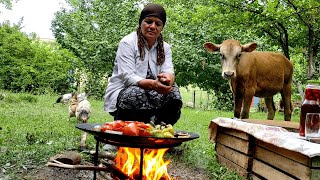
47, 159, 108, 171
100, 159, 133, 180
88, 150, 116, 160
46, 159, 134, 180
49, 151, 82, 165
98, 163, 113, 180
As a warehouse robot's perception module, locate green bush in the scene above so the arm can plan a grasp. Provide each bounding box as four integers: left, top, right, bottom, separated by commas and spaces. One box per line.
0, 22, 81, 94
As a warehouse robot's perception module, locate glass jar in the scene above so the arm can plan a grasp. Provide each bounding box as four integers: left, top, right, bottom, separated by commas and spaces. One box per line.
299, 84, 320, 136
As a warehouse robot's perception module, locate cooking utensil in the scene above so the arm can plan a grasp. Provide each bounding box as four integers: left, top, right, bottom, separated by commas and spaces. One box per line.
76, 123, 199, 148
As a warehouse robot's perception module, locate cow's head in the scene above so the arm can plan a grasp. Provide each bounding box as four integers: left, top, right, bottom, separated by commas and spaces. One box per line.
203, 39, 257, 80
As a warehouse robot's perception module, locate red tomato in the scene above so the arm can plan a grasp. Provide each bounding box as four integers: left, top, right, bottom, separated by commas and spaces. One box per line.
102, 121, 152, 136
136, 122, 152, 129
138, 128, 151, 137
101, 124, 113, 132
110, 120, 126, 131
122, 122, 139, 136
122, 126, 131, 136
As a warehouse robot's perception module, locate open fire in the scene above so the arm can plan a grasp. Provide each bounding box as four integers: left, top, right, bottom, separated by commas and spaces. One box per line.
115, 147, 173, 180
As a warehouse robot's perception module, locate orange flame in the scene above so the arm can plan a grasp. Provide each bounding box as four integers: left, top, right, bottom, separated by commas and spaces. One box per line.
115, 147, 172, 180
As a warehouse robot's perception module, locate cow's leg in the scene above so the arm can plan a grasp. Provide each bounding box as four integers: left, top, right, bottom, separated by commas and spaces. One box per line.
230, 81, 242, 119
265, 97, 276, 120
281, 86, 292, 121
234, 93, 242, 118
240, 94, 253, 119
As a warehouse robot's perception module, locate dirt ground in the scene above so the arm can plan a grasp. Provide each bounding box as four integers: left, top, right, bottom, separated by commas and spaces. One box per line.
22, 149, 211, 180
23, 160, 211, 180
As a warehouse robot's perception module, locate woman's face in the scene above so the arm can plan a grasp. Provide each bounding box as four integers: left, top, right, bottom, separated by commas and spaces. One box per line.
141, 16, 163, 46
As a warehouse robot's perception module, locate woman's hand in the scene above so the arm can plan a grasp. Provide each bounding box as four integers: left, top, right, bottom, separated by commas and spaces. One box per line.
137, 77, 173, 94
153, 79, 173, 94
157, 73, 175, 86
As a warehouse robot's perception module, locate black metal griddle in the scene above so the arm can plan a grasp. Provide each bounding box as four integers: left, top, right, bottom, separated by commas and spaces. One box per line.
76, 123, 199, 148
76, 123, 199, 180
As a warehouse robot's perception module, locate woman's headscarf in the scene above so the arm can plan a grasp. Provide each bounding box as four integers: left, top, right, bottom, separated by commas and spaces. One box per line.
137, 3, 166, 65
139, 3, 166, 26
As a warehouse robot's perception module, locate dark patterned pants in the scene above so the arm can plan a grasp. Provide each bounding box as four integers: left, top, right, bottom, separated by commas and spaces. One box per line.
112, 84, 182, 125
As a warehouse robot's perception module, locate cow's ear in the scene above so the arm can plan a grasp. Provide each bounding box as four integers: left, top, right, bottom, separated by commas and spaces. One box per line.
203, 42, 220, 52
242, 42, 257, 52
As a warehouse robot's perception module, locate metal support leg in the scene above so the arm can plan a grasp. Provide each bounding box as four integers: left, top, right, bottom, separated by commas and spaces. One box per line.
139, 148, 144, 180
93, 137, 99, 180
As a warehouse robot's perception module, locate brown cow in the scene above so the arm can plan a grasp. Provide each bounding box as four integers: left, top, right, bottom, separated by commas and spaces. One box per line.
203, 39, 293, 121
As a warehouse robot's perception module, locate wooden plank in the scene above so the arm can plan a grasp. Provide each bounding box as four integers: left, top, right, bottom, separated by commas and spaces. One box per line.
218, 126, 249, 140
256, 139, 310, 166
217, 132, 252, 155
251, 173, 263, 180
215, 121, 320, 179
242, 119, 299, 132
216, 143, 252, 169
216, 154, 249, 178
311, 156, 320, 168
311, 169, 320, 180
255, 146, 311, 179
252, 159, 295, 180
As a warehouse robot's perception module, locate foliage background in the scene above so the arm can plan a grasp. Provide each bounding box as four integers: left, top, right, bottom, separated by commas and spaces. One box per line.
0, 1, 318, 178
0, 22, 80, 94
1, 0, 319, 107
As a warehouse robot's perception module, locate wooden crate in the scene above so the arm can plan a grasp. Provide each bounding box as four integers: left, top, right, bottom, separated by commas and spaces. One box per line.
215, 126, 255, 178
252, 139, 320, 180
214, 120, 320, 180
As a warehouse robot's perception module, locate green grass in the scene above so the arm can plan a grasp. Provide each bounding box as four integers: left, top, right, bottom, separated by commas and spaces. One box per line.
0, 92, 300, 179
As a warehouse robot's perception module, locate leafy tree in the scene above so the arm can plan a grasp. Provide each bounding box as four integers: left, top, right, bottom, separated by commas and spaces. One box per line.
0, 0, 14, 10
0, 22, 80, 94
50, 0, 246, 109
50, 0, 318, 109
204, 0, 320, 98
51, 0, 141, 98
0, 22, 34, 91
161, 2, 235, 110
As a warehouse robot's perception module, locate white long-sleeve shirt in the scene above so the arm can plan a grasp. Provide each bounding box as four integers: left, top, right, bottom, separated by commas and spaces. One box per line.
104, 31, 175, 112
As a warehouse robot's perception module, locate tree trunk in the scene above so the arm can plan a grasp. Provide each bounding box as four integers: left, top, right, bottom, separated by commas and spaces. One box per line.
307, 26, 316, 79
293, 77, 304, 100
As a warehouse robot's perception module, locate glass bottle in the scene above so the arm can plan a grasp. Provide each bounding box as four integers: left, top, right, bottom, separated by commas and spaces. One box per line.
299, 84, 320, 136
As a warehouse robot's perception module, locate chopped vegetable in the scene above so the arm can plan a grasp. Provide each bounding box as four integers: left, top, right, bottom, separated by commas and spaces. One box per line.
95, 120, 175, 138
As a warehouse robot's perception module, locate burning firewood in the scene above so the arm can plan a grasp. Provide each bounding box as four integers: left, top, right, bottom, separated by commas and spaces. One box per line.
98, 164, 113, 180
101, 159, 134, 180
